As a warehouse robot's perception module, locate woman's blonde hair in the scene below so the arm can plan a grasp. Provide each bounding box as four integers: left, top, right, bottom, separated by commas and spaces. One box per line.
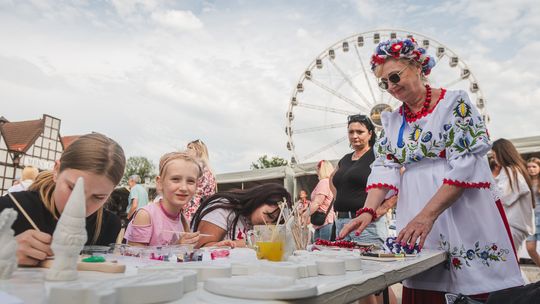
157, 151, 202, 231
317, 160, 334, 180
29, 133, 126, 244
187, 139, 210, 167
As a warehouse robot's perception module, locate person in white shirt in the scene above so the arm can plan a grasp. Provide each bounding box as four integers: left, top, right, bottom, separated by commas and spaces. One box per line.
8, 166, 39, 193
492, 138, 535, 252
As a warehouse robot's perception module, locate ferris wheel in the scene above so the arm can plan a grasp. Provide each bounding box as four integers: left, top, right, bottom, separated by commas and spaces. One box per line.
285, 29, 489, 165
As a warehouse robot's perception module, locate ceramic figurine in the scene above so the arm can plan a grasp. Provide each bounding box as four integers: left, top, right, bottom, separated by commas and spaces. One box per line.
46, 177, 87, 281
0, 208, 18, 279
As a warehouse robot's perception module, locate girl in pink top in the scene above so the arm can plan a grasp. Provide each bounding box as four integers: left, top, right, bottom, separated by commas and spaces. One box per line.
125, 152, 201, 246
307, 160, 335, 241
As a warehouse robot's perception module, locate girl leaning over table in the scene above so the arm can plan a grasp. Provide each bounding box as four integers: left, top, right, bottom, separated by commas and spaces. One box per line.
0, 133, 126, 266
124, 152, 200, 247
191, 183, 292, 248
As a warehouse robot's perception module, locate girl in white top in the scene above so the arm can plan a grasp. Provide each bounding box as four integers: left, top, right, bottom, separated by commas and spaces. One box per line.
492, 139, 535, 252
190, 183, 291, 248
525, 157, 540, 266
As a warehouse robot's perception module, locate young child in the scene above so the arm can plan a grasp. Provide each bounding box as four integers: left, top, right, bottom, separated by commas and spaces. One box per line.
124, 152, 201, 246
0, 133, 126, 266
191, 183, 291, 248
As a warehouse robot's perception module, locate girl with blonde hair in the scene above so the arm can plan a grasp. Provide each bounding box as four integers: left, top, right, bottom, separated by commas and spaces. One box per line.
184, 139, 217, 222
0, 133, 126, 266
124, 152, 201, 246
306, 160, 336, 241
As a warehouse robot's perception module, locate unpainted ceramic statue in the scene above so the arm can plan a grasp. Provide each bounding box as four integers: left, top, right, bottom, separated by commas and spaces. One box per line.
0, 208, 18, 279
46, 177, 88, 281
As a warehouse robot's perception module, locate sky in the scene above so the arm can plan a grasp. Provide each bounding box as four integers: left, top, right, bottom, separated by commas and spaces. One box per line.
0, 0, 539, 174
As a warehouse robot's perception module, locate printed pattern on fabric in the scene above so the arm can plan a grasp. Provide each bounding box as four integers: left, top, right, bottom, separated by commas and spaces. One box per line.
439, 234, 510, 270
184, 166, 217, 221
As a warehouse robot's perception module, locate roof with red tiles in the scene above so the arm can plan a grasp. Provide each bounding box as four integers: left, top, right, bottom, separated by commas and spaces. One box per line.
0, 118, 44, 152
61, 135, 80, 149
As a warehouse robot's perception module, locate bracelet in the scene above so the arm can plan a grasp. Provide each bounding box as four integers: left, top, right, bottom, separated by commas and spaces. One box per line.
355, 207, 377, 220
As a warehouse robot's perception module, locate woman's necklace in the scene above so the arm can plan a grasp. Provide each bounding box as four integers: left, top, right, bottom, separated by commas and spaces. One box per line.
352, 147, 369, 161
159, 202, 181, 221
403, 84, 431, 120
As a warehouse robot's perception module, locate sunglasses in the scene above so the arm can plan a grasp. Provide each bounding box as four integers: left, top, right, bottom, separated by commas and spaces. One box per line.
347, 114, 369, 123
378, 65, 408, 90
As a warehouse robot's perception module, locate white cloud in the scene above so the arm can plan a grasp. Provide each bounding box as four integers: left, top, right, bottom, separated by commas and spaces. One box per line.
0, 0, 539, 173
353, 0, 377, 20
151, 10, 203, 31
296, 28, 308, 38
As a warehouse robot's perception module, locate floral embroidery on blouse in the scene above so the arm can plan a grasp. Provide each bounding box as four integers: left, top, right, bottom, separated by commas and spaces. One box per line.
439, 234, 510, 270
375, 93, 488, 165
446, 98, 488, 154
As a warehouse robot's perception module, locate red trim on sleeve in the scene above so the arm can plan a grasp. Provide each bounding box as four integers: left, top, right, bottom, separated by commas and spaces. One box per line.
366, 183, 399, 194
443, 178, 490, 189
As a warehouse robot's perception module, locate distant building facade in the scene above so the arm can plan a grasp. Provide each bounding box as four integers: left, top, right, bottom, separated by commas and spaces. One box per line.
0, 114, 65, 195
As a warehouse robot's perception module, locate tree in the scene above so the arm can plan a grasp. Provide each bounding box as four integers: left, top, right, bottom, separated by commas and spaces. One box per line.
250, 155, 288, 169
122, 156, 156, 185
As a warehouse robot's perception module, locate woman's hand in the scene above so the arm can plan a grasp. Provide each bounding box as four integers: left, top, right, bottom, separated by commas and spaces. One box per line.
179, 232, 200, 245
15, 230, 53, 266
214, 239, 246, 248
396, 211, 436, 250
337, 213, 373, 239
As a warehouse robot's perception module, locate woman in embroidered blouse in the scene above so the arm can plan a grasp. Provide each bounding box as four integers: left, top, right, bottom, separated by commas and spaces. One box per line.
184, 139, 217, 223
491, 139, 534, 252
306, 160, 335, 241
339, 36, 523, 303
525, 157, 540, 266
191, 183, 291, 248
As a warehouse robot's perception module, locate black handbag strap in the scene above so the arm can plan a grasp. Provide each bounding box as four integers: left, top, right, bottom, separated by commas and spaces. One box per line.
322, 200, 334, 219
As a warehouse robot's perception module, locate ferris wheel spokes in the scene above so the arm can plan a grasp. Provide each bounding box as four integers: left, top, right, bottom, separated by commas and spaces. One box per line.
293, 123, 346, 134
353, 44, 378, 105
296, 102, 357, 116
302, 136, 348, 160
308, 78, 372, 113
328, 59, 373, 109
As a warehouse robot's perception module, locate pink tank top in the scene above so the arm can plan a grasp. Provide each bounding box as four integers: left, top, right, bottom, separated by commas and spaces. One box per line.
124, 202, 188, 246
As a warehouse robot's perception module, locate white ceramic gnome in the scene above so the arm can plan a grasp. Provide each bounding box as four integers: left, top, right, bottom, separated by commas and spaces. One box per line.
0, 208, 18, 279
46, 177, 88, 281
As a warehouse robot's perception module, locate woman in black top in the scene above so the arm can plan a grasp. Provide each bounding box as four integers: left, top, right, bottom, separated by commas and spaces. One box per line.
331, 115, 397, 304
0, 133, 126, 266
331, 115, 396, 246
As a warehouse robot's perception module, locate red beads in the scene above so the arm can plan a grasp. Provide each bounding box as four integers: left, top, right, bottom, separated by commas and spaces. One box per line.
403, 84, 432, 120
355, 207, 377, 220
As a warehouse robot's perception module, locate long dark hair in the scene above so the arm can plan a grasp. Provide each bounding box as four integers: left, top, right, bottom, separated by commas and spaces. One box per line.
492, 138, 534, 208
347, 114, 377, 147
191, 183, 292, 240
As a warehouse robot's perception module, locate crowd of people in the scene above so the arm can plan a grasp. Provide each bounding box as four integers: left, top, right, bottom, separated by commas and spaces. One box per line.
1, 36, 540, 303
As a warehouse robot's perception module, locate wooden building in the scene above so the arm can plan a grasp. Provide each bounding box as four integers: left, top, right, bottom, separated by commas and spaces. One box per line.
0, 114, 64, 195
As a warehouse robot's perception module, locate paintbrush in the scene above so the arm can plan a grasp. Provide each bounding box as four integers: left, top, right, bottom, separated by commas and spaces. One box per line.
162, 230, 213, 237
